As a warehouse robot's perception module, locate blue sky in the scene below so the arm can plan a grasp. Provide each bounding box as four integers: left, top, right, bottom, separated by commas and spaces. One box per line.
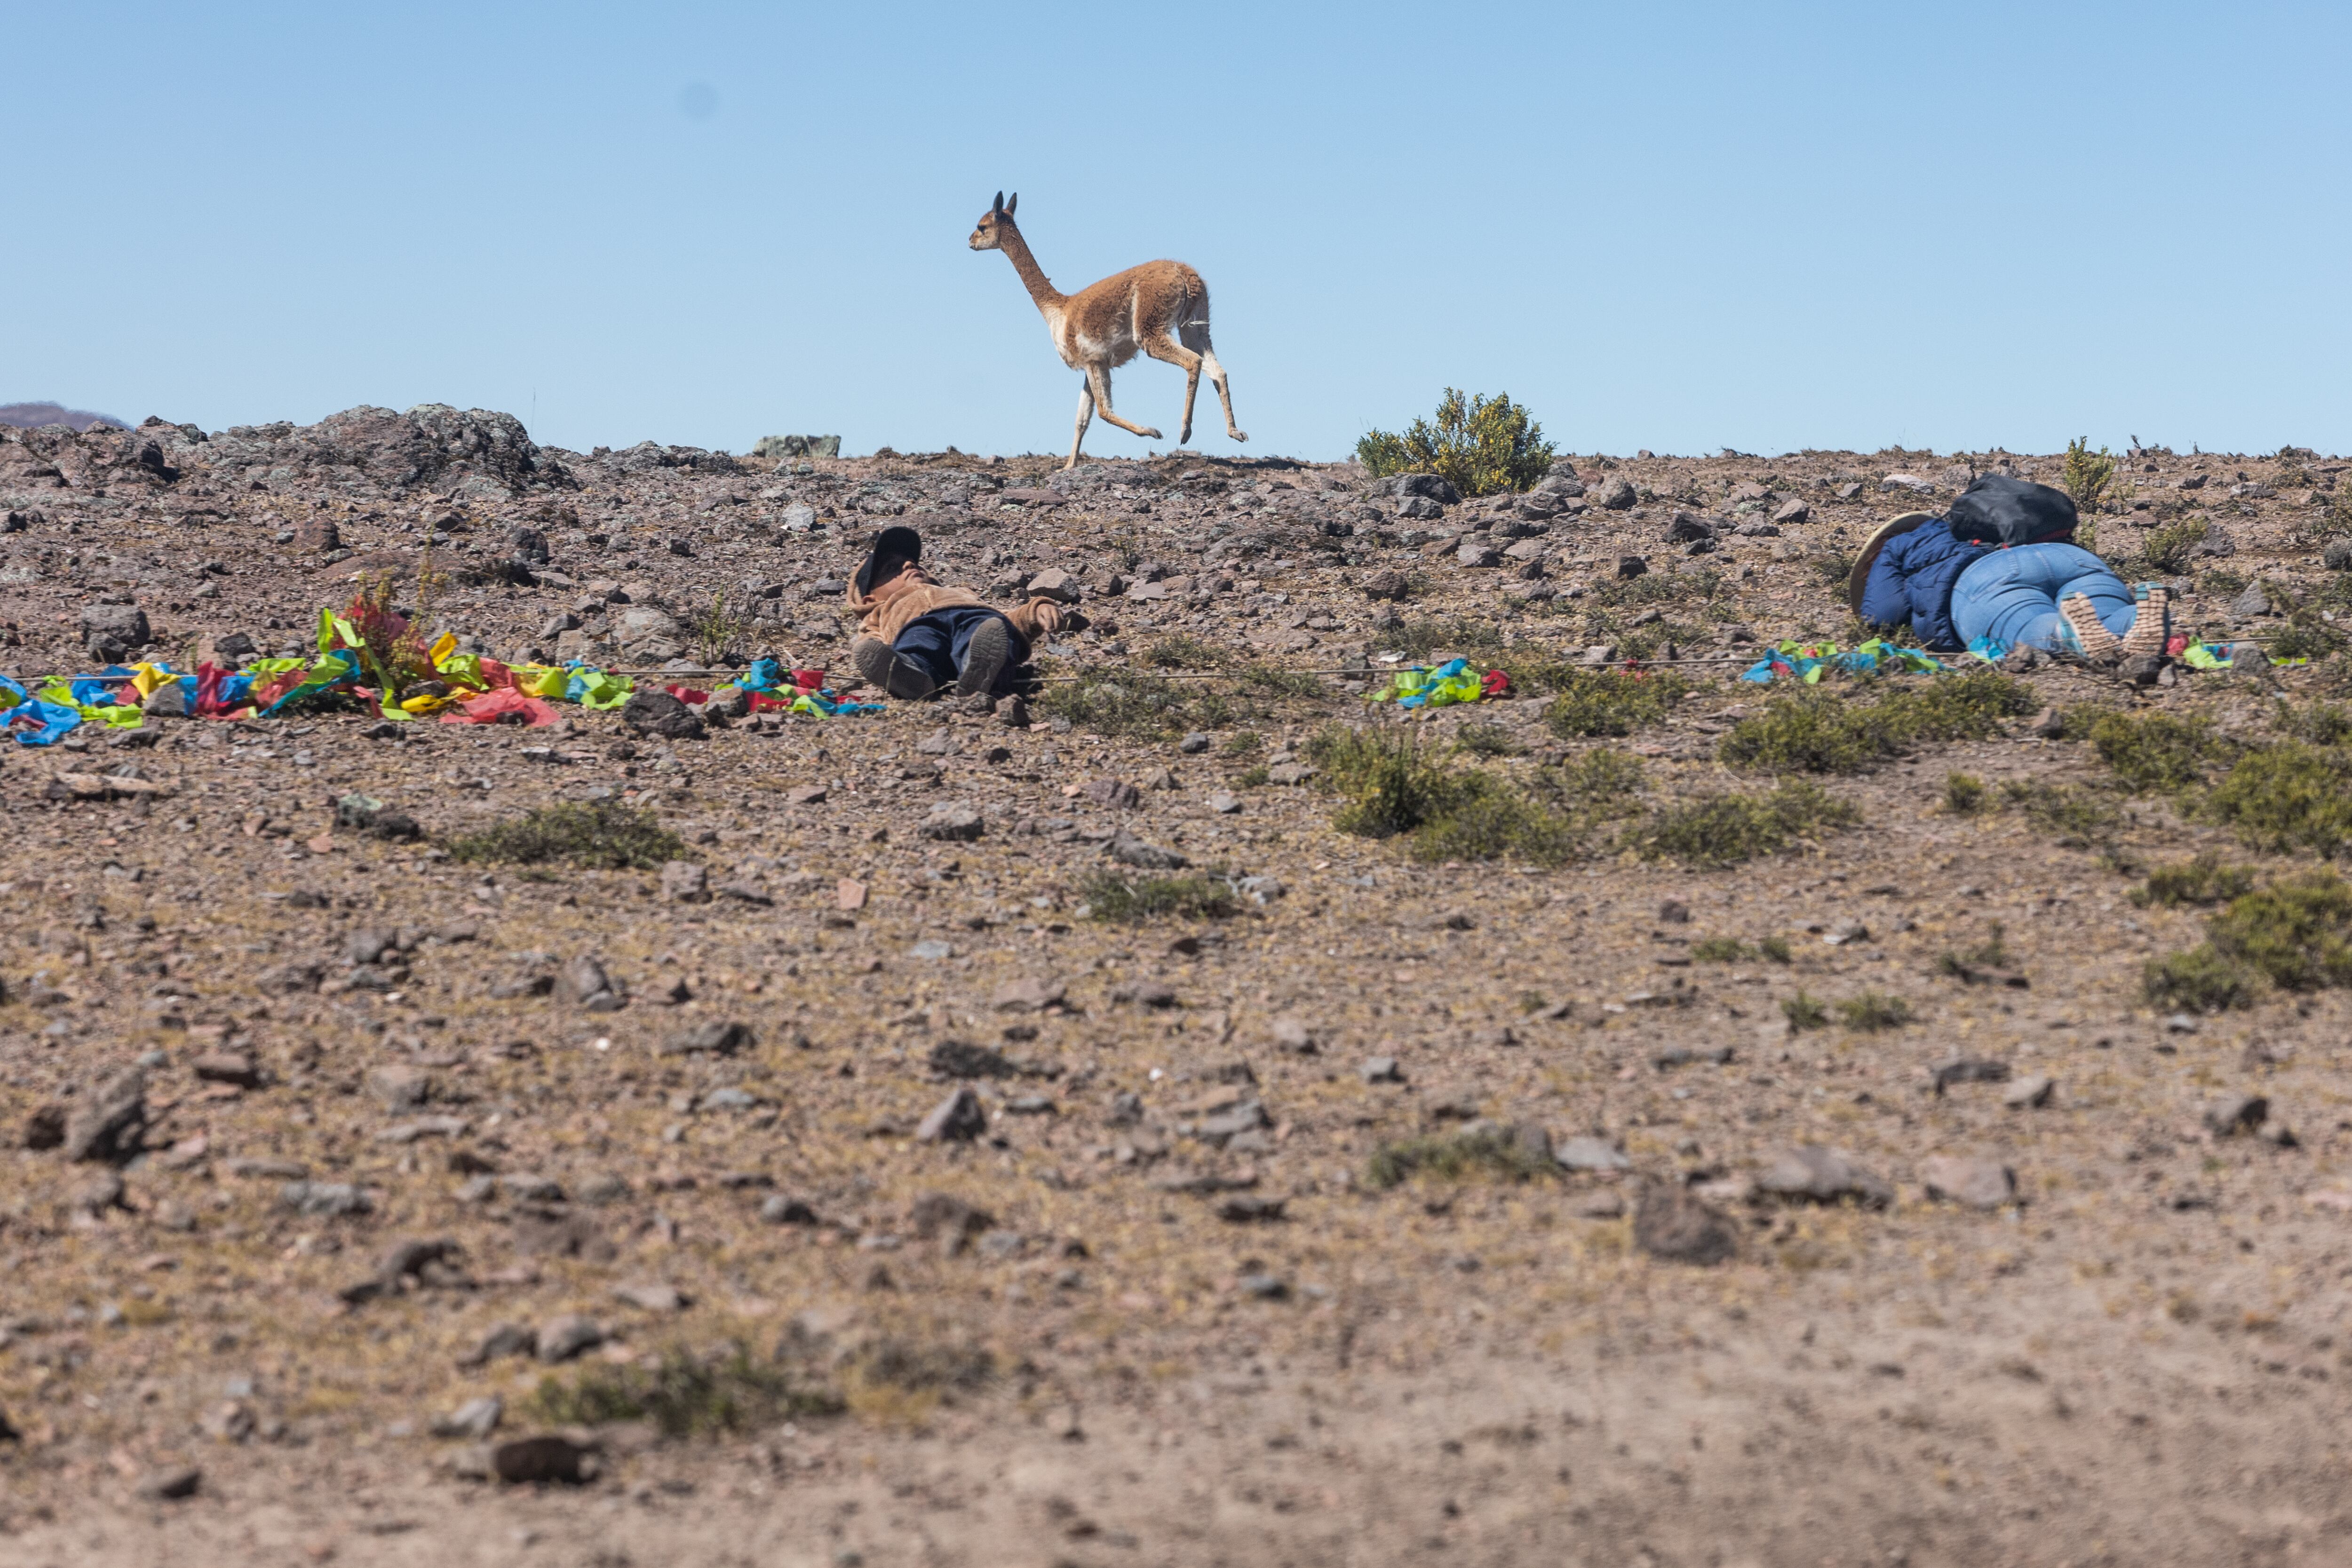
5, 1, 2347, 460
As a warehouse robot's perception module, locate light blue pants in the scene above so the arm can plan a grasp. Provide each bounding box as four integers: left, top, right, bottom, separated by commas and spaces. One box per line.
1949, 543, 2137, 653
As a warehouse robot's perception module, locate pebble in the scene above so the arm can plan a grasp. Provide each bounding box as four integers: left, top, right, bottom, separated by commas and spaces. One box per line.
1918, 1155, 2017, 1210
430, 1395, 504, 1441
1179, 732, 1212, 754
917, 1087, 986, 1143
1553, 1135, 1630, 1172
1359, 1056, 1404, 1084
2203, 1095, 2268, 1136
279, 1181, 372, 1217
460, 1323, 538, 1367
2002, 1075, 2056, 1109
1632, 1184, 1737, 1265
920, 803, 985, 842
136, 1465, 203, 1501
488, 1434, 594, 1485
1756, 1146, 1891, 1207
1104, 832, 1188, 870
534, 1314, 605, 1363
611, 1283, 690, 1313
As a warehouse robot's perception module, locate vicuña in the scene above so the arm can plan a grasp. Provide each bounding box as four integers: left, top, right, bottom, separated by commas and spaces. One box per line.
968, 191, 1247, 470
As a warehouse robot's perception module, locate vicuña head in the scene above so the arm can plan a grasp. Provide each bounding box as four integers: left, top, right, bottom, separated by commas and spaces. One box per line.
967, 189, 1247, 469
967, 190, 1017, 252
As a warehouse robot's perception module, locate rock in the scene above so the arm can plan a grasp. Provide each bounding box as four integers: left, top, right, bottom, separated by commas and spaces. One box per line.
366, 1064, 432, 1112
22, 1103, 65, 1150
1554, 1135, 1631, 1172
554, 955, 619, 1011
2027, 706, 2065, 739
2195, 522, 2237, 558
1207, 792, 1241, 814
659, 860, 710, 903
535, 1314, 605, 1363
79, 602, 151, 651
1361, 570, 1408, 601
1389, 473, 1462, 506
1657, 898, 1690, 924
1772, 499, 1810, 525
1216, 1195, 1287, 1223
1269, 1016, 1316, 1053
917, 1087, 986, 1143
64, 1065, 147, 1163
1111, 982, 1178, 1008
1454, 541, 1502, 569
136, 1465, 203, 1501
1756, 1146, 1892, 1207
1632, 1184, 1738, 1265
1025, 567, 1079, 602
992, 977, 1065, 1013
2122, 654, 2166, 687
142, 681, 189, 718
928, 1039, 1017, 1078
1615, 554, 1648, 578
1179, 731, 1213, 754
921, 803, 985, 842
1085, 776, 1142, 809
611, 1283, 689, 1313
754, 434, 841, 459
430, 1395, 503, 1441
459, 1323, 538, 1367
2002, 1075, 2056, 1109
279, 1181, 373, 1217
2230, 583, 2270, 619
2203, 1095, 2268, 1136
2325, 539, 2352, 572
660, 1021, 753, 1057
1919, 1155, 2017, 1210
1359, 1056, 1404, 1084
1599, 479, 1637, 511
70, 1170, 127, 1215
1571, 1188, 1626, 1219
761, 1195, 820, 1226
1930, 1057, 2010, 1096
620, 689, 704, 740
1104, 832, 1187, 870
489, 1434, 594, 1485
1879, 473, 1935, 494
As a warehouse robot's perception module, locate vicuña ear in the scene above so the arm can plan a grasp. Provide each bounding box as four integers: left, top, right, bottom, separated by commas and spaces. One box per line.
992, 191, 1003, 215
1005, 192, 1017, 216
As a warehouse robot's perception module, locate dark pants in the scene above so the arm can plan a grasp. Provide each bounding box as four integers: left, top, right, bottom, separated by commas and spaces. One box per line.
893, 606, 1026, 692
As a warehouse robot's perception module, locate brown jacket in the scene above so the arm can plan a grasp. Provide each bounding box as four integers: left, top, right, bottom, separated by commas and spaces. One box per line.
845, 566, 1068, 648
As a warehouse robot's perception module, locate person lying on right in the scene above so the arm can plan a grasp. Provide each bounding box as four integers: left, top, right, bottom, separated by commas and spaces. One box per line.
1852, 475, 2169, 658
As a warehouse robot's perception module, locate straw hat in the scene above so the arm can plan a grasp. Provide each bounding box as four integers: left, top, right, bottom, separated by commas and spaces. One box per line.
1845, 510, 1937, 616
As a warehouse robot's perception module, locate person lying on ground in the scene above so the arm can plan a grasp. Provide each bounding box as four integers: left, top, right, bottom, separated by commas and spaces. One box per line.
844, 524, 1073, 699
1852, 474, 2169, 658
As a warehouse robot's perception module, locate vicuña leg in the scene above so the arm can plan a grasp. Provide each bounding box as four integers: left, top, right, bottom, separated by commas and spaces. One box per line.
1143, 333, 1205, 446
1183, 327, 1246, 443
1085, 365, 1161, 442
1067, 381, 1095, 470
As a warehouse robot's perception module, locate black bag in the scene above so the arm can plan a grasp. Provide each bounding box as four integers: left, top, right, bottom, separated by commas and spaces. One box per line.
1946, 475, 2077, 548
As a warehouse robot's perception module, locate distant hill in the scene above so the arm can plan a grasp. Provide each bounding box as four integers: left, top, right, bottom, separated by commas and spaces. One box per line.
0, 401, 128, 432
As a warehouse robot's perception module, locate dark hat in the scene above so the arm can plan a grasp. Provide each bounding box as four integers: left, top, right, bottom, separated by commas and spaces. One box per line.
855, 525, 923, 596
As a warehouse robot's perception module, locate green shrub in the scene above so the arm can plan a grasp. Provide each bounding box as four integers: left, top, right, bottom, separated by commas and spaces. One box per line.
2202, 742, 2352, 857
1144, 634, 1225, 670
2063, 437, 2117, 512
1365, 1125, 1554, 1190
1936, 920, 2013, 977
1691, 937, 1749, 962
1356, 388, 1555, 497
1834, 990, 1914, 1030
1717, 670, 2034, 774
2143, 871, 2352, 1011
1307, 724, 1623, 866
1408, 787, 1584, 867
1632, 780, 1859, 867
1453, 722, 1524, 759
2269, 616, 2345, 663
2086, 711, 2230, 794
2273, 699, 2352, 745
2133, 855, 2257, 908
1758, 935, 1794, 964
1387, 617, 1505, 661
1944, 771, 1988, 814
1308, 728, 1467, 838
1998, 779, 2123, 848
528, 1346, 840, 1437
1221, 730, 1265, 757
1033, 673, 1188, 737
1240, 663, 1327, 699
1545, 669, 1691, 738
2143, 517, 2209, 574
447, 801, 686, 871
1781, 991, 1828, 1029
1080, 871, 1238, 922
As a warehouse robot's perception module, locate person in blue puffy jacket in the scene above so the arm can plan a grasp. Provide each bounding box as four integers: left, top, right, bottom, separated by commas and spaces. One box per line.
1851, 475, 2169, 657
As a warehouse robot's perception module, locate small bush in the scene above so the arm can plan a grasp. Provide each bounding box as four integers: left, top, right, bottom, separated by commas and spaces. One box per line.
1365, 1126, 1554, 1190
1781, 991, 1828, 1029
1240, 663, 1327, 699
1080, 871, 1237, 922
1033, 673, 1188, 738
1632, 780, 1859, 868
1998, 779, 2123, 848
1308, 728, 1466, 838
2143, 871, 2352, 1010
2143, 517, 2209, 574
1944, 772, 1988, 814
1308, 725, 1622, 866
2273, 699, 2352, 746
1144, 634, 1225, 670
692, 590, 754, 666
1387, 617, 1505, 661
1937, 921, 2012, 978
2133, 855, 2257, 908
1221, 730, 1265, 757
1835, 990, 1914, 1030
1691, 937, 1749, 962
2086, 711, 2229, 793
1718, 671, 2034, 774
528, 1346, 840, 1437
2202, 742, 2352, 857
2063, 437, 2117, 512
1549, 746, 1648, 806
2269, 616, 2346, 664
1357, 388, 1555, 497
447, 801, 686, 870
1408, 787, 1585, 867
1453, 722, 1525, 759
1544, 669, 1690, 738
1757, 935, 1793, 964
1235, 764, 1272, 788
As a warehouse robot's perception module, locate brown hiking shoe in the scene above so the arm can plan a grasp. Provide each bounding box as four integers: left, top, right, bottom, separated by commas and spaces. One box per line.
850, 635, 936, 700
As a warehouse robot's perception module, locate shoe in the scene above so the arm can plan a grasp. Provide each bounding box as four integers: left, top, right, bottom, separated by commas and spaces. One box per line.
2058, 594, 2122, 657
2120, 583, 2170, 658
956, 616, 1012, 697
850, 635, 936, 700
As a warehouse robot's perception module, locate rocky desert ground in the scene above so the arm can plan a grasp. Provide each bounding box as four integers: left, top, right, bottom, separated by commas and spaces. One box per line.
5, 405, 2352, 1567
